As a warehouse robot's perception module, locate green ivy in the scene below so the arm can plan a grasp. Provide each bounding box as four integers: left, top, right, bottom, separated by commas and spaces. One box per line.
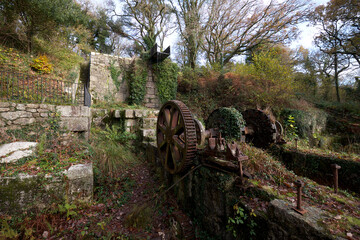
153, 59, 178, 104
108, 60, 122, 91
127, 59, 148, 105
205, 107, 245, 140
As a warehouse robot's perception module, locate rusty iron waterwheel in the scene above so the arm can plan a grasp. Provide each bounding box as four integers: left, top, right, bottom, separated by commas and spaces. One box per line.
156, 100, 197, 174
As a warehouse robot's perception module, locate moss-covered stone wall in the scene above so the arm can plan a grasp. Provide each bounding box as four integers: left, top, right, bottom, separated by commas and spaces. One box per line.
272, 146, 360, 194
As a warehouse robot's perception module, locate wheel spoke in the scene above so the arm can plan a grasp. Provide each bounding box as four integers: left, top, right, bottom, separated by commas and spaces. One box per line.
173, 117, 184, 135
171, 144, 181, 165
158, 139, 166, 149
171, 108, 179, 130
164, 108, 171, 126
173, 135, 185, 150
158, 123, 166, 134
165, 143, 176, 171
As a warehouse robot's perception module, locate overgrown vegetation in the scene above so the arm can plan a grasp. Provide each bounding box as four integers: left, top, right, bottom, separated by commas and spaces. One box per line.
126, 59, 148, 105
0, 112, 90, 177
153, 59, 179, 104
237, 143, 360, 239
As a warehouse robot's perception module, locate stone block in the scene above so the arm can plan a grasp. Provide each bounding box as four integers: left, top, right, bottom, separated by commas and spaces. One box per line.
13, 118, 36, 125
0, 108, 10, 112
134, 109, 147, 118
58, 105, 90, 117
0, 119, 5, 127
114, 110, 121, 118
142, 118, 157, 129
268, 199, 330, 239
124, 109, 134, 119
0, 102, 10, 108
27, 108, 37, 113
141, 129, 156, 142
64, 163, 93, 202
37, 109, 48, 113
56, 106, 78, 117
47, 105, 56, 112
146, 81, 155, 88
0, 142, 37, 164
125, 119, 136, 127
1, 111, 33, 120
26, 104, 39, 109
40, 113, 49, 118
60, 117, 89, 132
16, 104, 26, 110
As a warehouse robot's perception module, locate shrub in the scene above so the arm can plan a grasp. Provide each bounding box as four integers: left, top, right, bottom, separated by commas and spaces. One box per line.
30, 55, 53, 74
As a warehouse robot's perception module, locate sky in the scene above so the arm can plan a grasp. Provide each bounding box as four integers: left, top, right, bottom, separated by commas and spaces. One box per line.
90, 0, 331, 53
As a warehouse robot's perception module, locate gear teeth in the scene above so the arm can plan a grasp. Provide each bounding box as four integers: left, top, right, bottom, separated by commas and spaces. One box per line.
157, 100, 197, 174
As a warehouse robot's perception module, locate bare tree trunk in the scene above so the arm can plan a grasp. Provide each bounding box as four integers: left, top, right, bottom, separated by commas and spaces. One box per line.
334, 51, 340, 102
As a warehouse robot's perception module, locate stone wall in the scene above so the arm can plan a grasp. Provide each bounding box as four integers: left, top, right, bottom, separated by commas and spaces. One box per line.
89, 52, 160, 108
91, 108, 158, 143
0, 163, 93, 215
0, 102, 91, 138
89, 52, 131, 104
272, 146, 360, 194
144, 70, 160, 108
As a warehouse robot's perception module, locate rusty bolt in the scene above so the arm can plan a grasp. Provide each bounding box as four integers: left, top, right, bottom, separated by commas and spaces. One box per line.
293, 180, 307, 215
331, 164, 341, 193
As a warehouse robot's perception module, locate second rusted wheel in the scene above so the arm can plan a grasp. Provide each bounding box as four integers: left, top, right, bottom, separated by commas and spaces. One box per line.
156, 100, 197, 174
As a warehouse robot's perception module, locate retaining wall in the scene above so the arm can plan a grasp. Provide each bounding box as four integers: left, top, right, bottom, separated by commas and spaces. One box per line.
0, 102, 91, 139
272, 146, 360, 194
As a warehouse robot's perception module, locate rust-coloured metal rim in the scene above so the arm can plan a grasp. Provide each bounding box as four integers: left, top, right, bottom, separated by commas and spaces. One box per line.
156, 100, 197, 174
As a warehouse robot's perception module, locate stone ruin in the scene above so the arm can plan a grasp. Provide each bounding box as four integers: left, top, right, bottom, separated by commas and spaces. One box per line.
89, 52, 160, 108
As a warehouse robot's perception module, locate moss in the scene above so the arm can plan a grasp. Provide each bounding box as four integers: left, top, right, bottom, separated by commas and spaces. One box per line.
0, 175, 65, 215
346, 216, 360, 227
